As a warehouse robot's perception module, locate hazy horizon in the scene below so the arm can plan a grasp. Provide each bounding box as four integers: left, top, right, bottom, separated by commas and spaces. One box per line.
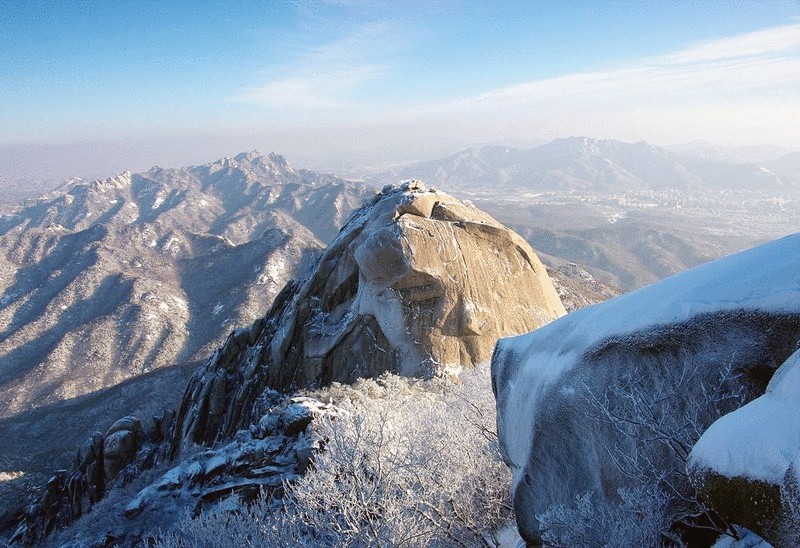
1, 1, 798, 184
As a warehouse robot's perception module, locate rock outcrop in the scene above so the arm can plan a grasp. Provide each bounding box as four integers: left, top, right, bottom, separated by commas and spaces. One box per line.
10, 411, 174, 546
688, 347, 800, 546
119, 395, 333, 538
10, 181, 565, 545
14, 394, 333, 547
102, 417, 143, 482
492, 233, 800, 545
174, 180, 565, 449
547, 262, 620, 311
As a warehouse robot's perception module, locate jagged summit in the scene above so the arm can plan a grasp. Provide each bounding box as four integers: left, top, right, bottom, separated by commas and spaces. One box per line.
0, 152, 372, 421
173, 180, 565, 447
233, 150, 264, 162
197, 150, 300, 183
227, 150, 291, 169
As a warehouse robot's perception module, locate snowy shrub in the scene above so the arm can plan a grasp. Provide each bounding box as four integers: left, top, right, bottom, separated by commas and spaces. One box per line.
155, 365, 513, 547
537, 485, 678, 547
536, 358, 749, 545
153, 496, 285, 548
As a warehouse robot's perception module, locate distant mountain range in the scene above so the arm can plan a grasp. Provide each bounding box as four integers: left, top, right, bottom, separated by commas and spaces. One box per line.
367, 137, 800, 290
666, 141, 799, 165
3, 139, 795, 421
766, 150, 800, 179
0, 152, 624, 536
2, 143, 796, 541
370, 137, 800, 195
0, 152, 373, 419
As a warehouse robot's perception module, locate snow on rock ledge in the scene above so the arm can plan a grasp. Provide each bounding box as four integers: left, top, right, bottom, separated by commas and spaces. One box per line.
491, 233, 800, 545
688, 348, 800, 545
690, 348, 800, 484
173, 181, 565, 449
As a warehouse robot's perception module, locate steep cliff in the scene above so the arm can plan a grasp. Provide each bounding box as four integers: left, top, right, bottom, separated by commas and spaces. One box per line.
174, 180, 565, 449
8, 180, 565, 545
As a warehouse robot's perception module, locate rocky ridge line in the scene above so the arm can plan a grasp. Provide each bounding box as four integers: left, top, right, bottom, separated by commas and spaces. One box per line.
0, 151, 372, 419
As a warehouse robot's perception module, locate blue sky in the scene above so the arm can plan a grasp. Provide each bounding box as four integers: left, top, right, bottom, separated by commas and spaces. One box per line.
1, 0, 799, 180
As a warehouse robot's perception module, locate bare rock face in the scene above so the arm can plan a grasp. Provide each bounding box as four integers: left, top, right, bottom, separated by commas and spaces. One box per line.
272, 180, 565, 384
174, 181, 565, 449
103, 417, 142, 482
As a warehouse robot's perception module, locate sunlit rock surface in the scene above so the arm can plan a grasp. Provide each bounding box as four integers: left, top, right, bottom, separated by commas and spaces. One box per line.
174, 180, 565, 448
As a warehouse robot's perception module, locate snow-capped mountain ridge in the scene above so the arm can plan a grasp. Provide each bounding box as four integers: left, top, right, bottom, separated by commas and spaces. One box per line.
6, 180, 566, 546
0, 153, 374, 421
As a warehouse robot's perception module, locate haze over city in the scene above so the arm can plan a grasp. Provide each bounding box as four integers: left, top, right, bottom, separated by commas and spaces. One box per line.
1, 0, 798, 182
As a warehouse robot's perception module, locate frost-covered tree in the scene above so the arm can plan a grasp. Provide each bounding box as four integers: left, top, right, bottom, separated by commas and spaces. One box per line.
537, 485, 676, 547
536, 359, 747, 545
156, 366, 513, 547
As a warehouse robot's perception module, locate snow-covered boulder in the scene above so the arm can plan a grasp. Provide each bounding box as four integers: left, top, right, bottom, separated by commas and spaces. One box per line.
688, 348, 800, 546
174, 181, 565, 448
491, 233, 800, 544
124, 413, 324, 523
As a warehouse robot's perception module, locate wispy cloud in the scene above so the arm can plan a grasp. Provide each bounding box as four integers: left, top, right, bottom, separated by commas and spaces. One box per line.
235, 21, 394, 111
665, 23, 800, 64
389, 24, 800, 147
235, 22, 799, 154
